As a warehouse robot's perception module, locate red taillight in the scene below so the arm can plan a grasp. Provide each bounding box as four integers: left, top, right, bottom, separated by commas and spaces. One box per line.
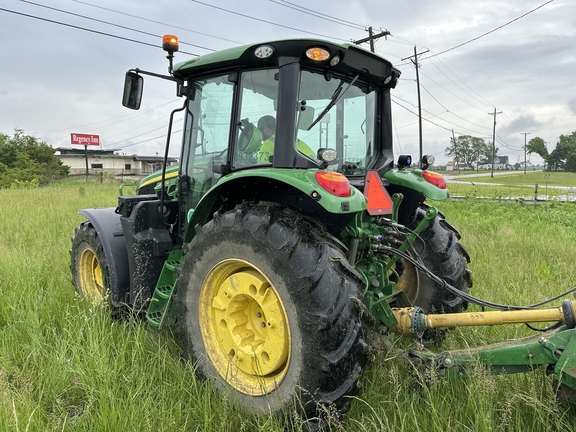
315, 171, 351, 197
422, 170, 446, 189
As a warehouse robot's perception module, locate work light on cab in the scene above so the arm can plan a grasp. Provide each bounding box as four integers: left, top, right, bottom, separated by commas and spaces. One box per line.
317, 148, 338, 163
315, 171, 351, 197
254, 45, 274, 59
422, 170, 446, 189
421, 154, 435, 170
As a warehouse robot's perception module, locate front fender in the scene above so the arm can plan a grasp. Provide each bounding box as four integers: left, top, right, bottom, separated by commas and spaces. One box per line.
384, 169, 449, 201
78, 208, 130, 304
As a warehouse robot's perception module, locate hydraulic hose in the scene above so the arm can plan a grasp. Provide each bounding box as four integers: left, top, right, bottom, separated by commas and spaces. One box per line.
380, 246, 576, 311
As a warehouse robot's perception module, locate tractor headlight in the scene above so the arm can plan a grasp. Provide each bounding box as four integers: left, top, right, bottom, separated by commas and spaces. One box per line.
421, 154, 435, 170
317, 148, 338, 163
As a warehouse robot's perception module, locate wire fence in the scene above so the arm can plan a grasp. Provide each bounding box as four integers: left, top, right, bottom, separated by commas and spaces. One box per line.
447, 181, 576, 204
48, 172, 145, 186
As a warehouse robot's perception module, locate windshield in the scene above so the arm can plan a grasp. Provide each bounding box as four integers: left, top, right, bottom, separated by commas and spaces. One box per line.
231, 69, 378, 174
297, 71, 377, 175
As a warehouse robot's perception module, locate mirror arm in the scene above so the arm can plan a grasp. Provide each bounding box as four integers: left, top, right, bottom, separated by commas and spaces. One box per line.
130, 68, 184, 86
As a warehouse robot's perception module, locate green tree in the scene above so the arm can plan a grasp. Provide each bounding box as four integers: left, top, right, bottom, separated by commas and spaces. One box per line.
526, 136, 549, 162
0, 129, 69, 188
445, 135, 492, 168
543, 132, 576, 172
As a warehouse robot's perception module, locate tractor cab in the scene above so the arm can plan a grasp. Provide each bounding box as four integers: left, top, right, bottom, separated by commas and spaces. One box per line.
124, 38, 402, 239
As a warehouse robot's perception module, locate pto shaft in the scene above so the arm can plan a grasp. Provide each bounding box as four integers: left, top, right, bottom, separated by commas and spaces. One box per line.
391, 299, 576, 339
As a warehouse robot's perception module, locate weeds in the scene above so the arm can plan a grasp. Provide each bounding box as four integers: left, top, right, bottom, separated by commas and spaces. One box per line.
0, 182, 575, 430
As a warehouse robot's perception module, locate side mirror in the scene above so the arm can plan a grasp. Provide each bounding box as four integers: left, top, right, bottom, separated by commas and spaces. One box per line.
122, 71, 143, 110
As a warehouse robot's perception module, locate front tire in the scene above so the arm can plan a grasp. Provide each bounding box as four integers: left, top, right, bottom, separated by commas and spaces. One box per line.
70, 221, 110, 304
175, 202, 369, 429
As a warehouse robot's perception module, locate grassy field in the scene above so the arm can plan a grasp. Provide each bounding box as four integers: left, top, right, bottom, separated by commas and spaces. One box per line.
1, 178, 576, 431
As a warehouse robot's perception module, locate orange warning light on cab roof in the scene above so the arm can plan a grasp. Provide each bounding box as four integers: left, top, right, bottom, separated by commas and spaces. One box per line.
162, 35, 179, 53
364, 171, 394, 215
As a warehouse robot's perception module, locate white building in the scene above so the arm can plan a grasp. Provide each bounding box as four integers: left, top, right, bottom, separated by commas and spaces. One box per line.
55, 148, 178, 177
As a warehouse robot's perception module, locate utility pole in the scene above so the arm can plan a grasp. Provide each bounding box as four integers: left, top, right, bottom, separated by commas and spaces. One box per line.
520, 132, 531, 174
402, 47, 429, 168
488, 108, 502, 178
451, 129, 460, 174
352, 27, 391, 53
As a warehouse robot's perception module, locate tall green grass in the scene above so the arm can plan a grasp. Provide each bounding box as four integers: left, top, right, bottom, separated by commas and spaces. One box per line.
0, 181, 575, 431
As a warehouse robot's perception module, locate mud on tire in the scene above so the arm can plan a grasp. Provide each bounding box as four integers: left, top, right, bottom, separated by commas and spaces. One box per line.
174, 202, 370, 430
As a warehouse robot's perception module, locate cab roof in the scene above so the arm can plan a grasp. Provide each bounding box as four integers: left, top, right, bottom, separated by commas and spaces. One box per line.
173, 38, 401, 89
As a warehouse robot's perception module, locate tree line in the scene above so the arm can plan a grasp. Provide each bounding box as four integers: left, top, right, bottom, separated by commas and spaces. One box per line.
526, 132, 576, 172
0, 129, 69, 188
445, 131, 576, 172
445, 135, 496, 169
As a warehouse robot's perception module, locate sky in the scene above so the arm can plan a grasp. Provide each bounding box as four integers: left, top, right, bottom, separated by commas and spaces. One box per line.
1, 0, 574, 166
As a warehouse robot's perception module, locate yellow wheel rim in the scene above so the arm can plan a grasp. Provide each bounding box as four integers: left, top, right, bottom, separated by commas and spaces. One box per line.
199, 259, 290, 395
78, 247, 105, 304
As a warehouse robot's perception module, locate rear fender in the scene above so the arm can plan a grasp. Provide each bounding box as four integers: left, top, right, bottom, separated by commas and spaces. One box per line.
184, 168, 367, 242
384, 169, 449, 201
78, 208, 130, 305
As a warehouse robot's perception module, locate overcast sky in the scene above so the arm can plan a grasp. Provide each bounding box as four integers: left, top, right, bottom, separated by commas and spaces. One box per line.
1, 0, 574, 165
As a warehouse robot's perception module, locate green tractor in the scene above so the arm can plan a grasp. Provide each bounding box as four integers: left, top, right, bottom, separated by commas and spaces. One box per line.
71, 35, 576, 429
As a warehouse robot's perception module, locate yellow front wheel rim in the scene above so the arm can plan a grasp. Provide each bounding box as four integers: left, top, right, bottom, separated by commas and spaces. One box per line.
78, 247, 105, 304
199, 259, 290, 395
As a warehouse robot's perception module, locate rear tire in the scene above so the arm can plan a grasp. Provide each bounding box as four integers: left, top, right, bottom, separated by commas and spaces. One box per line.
174, 202, 369, 429
399, 205, 473, 342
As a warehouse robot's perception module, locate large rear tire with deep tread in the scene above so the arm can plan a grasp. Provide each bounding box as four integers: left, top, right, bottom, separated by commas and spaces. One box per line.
400, 204, 473, 340
174, 202, 369, 430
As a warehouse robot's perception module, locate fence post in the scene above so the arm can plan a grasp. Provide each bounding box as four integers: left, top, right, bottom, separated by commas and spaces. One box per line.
534, 184, 538, 205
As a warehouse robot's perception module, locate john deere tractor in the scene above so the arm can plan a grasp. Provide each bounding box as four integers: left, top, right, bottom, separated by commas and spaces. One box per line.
71, 35, 576, 429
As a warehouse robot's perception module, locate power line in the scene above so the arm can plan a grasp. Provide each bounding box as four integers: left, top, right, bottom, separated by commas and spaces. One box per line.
0, 7, 199, 55
269, 0, 365, 30
71, 0, 244, 46
189, 0, 348, 41
426, 56, 493, 109
18, 0, 213, 52
422, 0, 554, 60
39, 100, 179, 134
392, 95, 488, 137
392, 98, 460, 134
420, 83, 492, 132
103, 128, 183, 150
418, 69, 489, 113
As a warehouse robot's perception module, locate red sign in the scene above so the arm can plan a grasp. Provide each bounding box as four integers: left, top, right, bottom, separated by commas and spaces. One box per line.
71, 133, 100, 146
